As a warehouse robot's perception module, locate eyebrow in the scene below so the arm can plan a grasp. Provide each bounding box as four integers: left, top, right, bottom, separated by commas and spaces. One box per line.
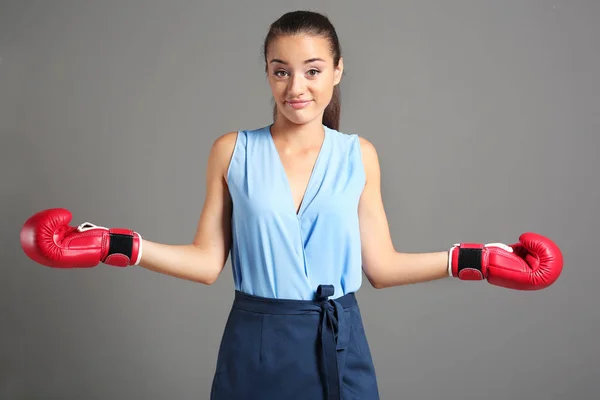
269, 58, 326, 65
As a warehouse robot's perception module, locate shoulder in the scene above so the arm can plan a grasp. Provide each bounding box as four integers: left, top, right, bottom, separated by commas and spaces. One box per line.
212, 125, 270, 152
330, 128, 380, 183
212, 130, 238, 150
357, 135, 380, 182
330, 128, 377, 160
329, 128, 380, 176
327, 128, 371, 156
357, 135, 379, 168
357, 136, 378, 161
210, 131, 238, 162
210, 127, 267, 182
206, 131, 239, 181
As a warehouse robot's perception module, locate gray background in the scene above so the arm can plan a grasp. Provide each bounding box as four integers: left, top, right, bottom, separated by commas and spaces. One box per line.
2, 0, 598, 399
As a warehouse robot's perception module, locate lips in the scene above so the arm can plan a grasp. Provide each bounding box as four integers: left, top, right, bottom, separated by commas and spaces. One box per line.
286, 100, 312, 109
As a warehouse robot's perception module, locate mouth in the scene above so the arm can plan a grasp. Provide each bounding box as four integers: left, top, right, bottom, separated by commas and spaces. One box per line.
286, 100, 312, 109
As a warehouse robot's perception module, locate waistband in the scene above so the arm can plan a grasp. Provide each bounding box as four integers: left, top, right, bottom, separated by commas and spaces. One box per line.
232, 284, 355, 400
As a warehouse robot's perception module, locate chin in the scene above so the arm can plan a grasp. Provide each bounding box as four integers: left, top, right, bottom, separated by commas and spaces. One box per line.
280, 108, 323, 126
283, 114, 319, 126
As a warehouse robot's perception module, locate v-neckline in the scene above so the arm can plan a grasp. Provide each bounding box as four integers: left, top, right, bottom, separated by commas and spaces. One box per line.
267, 124, 329, 217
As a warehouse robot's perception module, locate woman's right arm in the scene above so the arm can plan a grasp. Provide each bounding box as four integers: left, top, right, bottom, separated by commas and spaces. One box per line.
136, 131, 237, 285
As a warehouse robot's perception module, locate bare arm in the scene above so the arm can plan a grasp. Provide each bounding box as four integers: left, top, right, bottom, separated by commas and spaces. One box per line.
357, 137, 450, 289
136, 132, 237, 285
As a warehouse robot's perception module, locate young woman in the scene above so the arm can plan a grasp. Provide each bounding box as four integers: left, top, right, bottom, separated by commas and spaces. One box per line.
20, 10, 563, 400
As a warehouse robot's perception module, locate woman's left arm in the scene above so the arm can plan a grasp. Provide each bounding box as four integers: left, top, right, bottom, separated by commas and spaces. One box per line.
357, 137, 564, 291
357, 137, 450, 289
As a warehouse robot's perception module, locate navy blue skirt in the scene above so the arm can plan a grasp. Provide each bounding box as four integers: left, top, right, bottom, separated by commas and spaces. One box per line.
210, 285, 380, 399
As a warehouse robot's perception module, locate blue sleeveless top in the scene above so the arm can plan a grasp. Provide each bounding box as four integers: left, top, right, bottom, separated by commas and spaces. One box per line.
226, 124, 366, 300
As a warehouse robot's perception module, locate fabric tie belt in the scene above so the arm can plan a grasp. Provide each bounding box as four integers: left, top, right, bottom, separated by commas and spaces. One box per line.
233, 284, 356, 400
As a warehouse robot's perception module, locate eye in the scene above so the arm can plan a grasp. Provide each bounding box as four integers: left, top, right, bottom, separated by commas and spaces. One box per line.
307, 69, 321, 76
274, 70, 288, 77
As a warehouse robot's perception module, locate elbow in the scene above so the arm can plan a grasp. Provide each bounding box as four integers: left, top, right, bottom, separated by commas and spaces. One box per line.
190, 246, 225, 285
201, 271, 219, 286
371, 281, 386, 289
364, 269, 390, 289
364, 251, 399, 289
364, 257, 398, 289
199, 260, 225, 286
192, 266, 221, 286
171, 272, 218, 286
369, 278, 389, 289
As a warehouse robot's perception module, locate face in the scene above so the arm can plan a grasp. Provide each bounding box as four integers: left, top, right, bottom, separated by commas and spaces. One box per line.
266, 35, 343, 126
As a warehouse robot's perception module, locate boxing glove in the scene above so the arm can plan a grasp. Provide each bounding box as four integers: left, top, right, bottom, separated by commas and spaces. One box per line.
448, 232, 563, 290
20, 208, 142, 268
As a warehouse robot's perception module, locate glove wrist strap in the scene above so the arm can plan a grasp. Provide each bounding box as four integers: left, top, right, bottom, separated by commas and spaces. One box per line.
104, 228, 142, 267
450, 243, 486, 280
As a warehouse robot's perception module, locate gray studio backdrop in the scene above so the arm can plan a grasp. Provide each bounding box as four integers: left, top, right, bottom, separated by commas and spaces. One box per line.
2, 1, 598, 399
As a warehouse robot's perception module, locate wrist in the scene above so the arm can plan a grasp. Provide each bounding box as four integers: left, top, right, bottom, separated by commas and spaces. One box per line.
101, 228, 143, 267
447, 247, 454, 277
449, 243, 487, 280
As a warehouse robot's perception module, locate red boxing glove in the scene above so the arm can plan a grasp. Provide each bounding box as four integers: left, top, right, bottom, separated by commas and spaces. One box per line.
20, 208, 142, 268
448, 232, 563, 290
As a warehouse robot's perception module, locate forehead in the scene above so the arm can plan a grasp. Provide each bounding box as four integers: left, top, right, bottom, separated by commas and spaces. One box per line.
267, 35, 331, 63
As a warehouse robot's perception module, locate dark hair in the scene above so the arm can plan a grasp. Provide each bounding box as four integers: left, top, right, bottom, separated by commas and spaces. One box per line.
262, 11, 342, 131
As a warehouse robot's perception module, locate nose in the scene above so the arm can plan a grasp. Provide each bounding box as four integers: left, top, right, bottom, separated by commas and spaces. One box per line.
287, 73, 306, 97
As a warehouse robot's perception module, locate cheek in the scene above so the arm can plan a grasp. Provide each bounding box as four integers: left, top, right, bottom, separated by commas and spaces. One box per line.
313, 82, 334, 103
313, 74, 335, 95
268, 84, 285, 100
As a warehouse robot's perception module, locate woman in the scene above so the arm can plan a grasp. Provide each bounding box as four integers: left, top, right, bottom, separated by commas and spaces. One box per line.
20, 10, 563, 400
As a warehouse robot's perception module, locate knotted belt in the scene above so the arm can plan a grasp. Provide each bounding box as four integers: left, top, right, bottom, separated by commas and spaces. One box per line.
232, 284, 355, 400
314, 284, 353, 400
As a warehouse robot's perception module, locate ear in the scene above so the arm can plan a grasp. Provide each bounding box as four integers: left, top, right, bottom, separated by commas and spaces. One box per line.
334, 57, 344, 86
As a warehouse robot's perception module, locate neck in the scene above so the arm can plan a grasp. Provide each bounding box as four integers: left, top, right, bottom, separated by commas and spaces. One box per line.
270, 116, 325, 148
